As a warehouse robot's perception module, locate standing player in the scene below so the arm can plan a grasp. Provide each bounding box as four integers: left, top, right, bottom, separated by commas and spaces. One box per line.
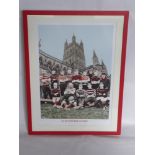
72, 69, 82, 90
81, 71, 90, 90
40, 74, 44, 98
88, 69, 93, 80
66, 69, 72, 85
100, 73, 110, 93
41, 74, 52, 99
91, 70, 100, 89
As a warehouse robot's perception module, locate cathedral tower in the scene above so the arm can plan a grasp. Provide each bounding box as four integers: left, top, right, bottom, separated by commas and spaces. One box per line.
63, 34, 86, 70
93, 50, 100, 66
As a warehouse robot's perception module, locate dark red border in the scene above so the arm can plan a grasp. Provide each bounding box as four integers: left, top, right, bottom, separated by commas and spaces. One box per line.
23, 10, 129, 135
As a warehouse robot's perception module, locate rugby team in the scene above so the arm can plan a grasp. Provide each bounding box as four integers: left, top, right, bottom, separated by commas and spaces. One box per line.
40, 68, 110, 110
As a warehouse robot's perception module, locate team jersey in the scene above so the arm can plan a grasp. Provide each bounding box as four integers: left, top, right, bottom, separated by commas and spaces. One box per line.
91, 76, 100, 84
58, 75, 67, 83
76, 89, 86, 98
72, 75, 82, 83
51, 88, 61, 97
86, 89, 96, 97
88, 73, 93, 79
50, 74, 58, 83
40, 75, 51, 86
66, 74, 72, 82
100, 77, 110, 90
81, 75, 90, 83
96, 88, 107, 97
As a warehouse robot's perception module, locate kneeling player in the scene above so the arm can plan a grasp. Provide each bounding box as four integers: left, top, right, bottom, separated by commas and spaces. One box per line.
85, 83, 96, 107
51, 82, 61, 108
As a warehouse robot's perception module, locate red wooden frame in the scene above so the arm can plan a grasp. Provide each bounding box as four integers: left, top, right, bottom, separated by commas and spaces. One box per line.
23, 10, 129, 135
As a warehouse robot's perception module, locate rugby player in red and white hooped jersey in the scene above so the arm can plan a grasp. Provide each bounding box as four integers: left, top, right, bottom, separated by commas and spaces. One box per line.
66, 69, 72, 85
91, 70, 100, 89
100, 73, 110, 93
85, 83, 96, 107
95, 82, 110, 109
58, 70, 68, 96
88, 69, 93, 80
81, 71, 90, 90
72, 69, 82, 89
40, 74, 44, 98
50, 70, 58, 89
51, 82, 61, 108
41, 73, 52, 100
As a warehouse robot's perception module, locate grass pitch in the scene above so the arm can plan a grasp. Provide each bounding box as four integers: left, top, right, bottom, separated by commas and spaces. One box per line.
41, 103, 109, 119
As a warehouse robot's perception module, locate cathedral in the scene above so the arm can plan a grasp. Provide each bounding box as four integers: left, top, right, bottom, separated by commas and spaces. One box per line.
39, 34, 108, 75
63, 34, 86, 70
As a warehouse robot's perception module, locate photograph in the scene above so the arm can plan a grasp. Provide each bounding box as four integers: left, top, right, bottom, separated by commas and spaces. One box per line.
39, 25, 112, 119
23, 11, 129, 134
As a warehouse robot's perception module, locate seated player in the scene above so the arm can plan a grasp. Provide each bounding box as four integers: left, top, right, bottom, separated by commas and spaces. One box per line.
72, 69, 81, 90
51, 82, 61, 108
60, 82, 76, 109
50, 70, 58, 88
91, 70, 100, 89
85, 83, 96, 107
76, 84, 86, 108
81, 71, 90, 90
95, 82, 110, 108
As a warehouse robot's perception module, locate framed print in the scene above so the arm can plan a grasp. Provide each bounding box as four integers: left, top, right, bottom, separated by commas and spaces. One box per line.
23, 10, 129, 135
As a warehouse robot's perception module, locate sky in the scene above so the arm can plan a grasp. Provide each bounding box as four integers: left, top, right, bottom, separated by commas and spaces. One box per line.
38, 25, 114, 73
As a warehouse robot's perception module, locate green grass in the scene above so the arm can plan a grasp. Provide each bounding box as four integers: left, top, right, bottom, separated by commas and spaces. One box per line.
41, 103, 109, 119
